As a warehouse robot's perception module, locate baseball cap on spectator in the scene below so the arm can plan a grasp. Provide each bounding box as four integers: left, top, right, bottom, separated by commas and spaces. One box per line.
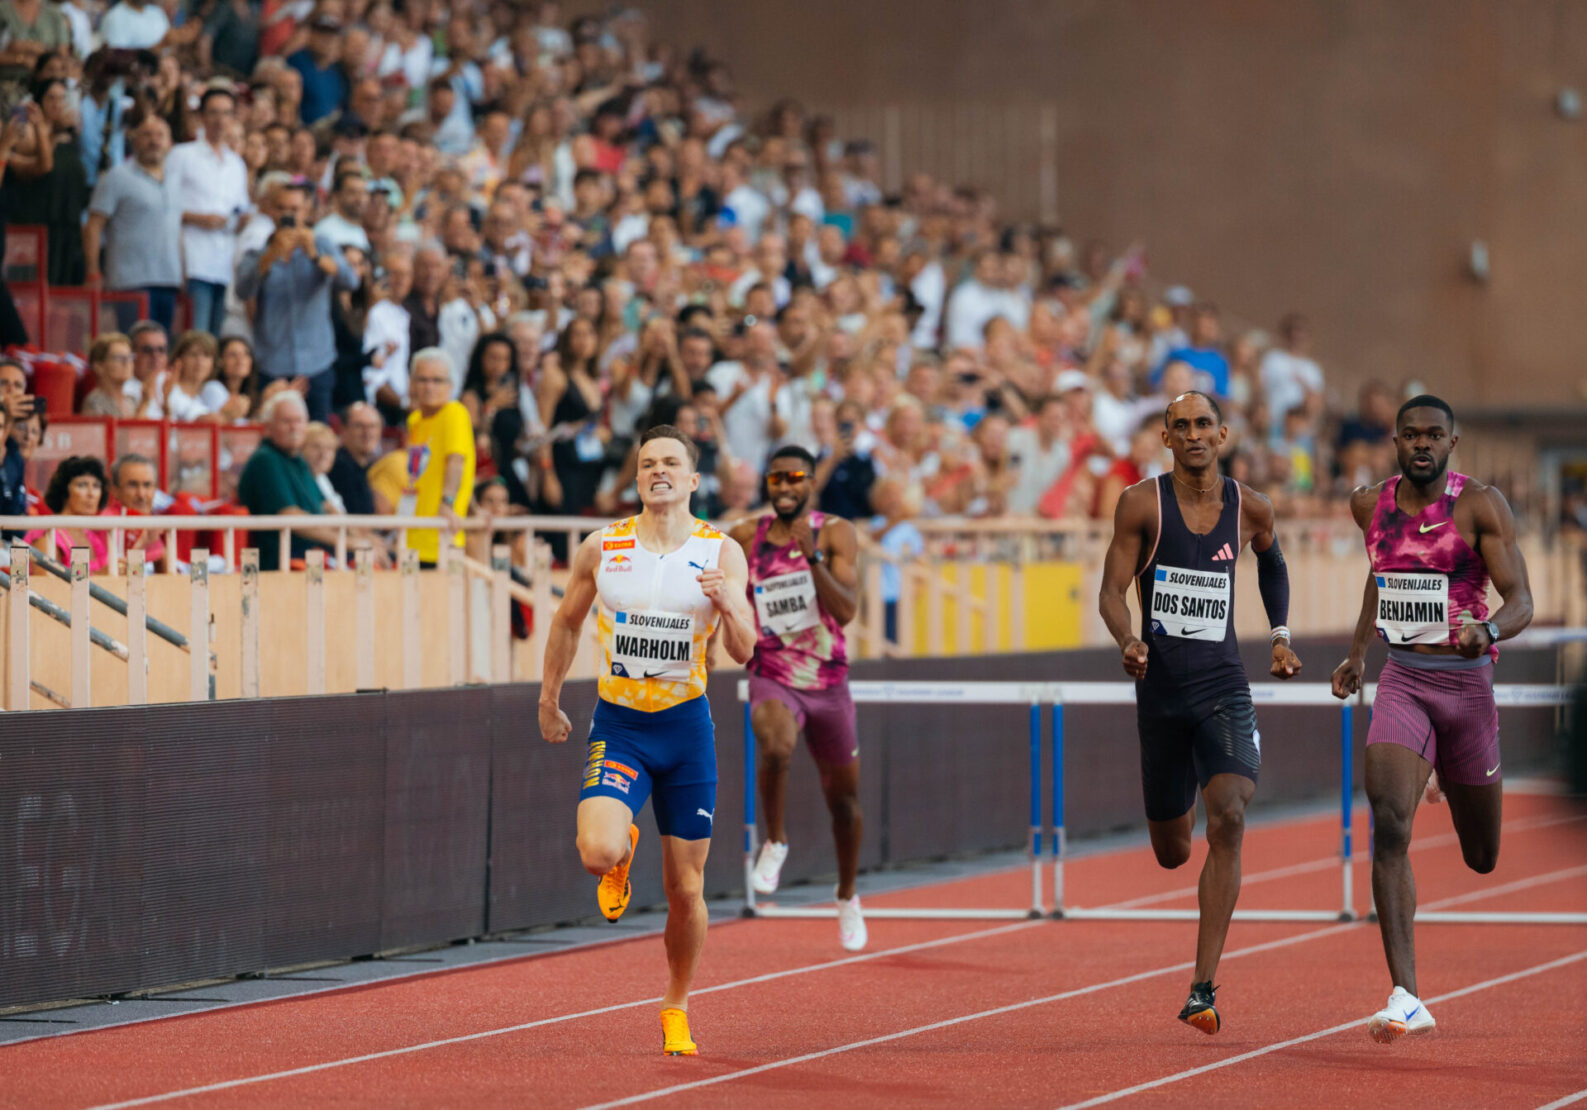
1055, 369, 1092, 394
309, 14, 342, 33
1163, 285, 1195, 307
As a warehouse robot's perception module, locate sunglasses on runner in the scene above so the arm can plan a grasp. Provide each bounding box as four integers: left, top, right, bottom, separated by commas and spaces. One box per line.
765, 471, 807, 485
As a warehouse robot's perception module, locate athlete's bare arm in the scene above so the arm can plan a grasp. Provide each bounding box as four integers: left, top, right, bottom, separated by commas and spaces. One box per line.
1460, 483, 1533, 656
1332, 484, 1386, 699
1239, 484, 1302, 678
1099, 481, 1154, 679
803, 516, 859, 626
701, 539, 758, 664
539, 531, 603, 742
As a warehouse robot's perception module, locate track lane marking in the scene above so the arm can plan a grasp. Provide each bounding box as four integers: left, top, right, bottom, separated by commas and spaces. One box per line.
1104, 811, 1587, 910
78, 921, 1039, 1110
1058, 949, 1587, 1108
573, 921, 1363, 1110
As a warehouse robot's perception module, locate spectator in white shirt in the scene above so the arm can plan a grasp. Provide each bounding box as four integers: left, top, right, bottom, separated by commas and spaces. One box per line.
718, 159, 770, 242
101, 0, 169, 49
1091, 357, 1147, 457
809, 224, 847, 290
362, 246, 413, 421
944, 250, 1029, 351
780, 151, 823, 224
707, 320, 785, 473
166, 88, 251, 336
728, 232, 791, 309
901, 245, 945, 349
123, 320, 170, 417
163, 330, 222, 422
313, 168, 372, 252
1004, 394, 1072, 515
841, 140, 884, 210
1258, 313, 1325, 440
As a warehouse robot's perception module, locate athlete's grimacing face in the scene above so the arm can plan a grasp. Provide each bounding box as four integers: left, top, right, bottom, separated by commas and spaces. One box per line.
1162, 394, 1227, 470
637, 437, 699, 508
1394, 407, 1457, 488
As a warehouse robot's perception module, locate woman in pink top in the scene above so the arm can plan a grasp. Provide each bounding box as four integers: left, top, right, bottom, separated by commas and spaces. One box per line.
25, 455, 111, 572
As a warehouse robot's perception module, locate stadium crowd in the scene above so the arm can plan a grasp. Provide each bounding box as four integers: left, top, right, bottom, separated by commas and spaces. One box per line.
0, 0, 1416, 564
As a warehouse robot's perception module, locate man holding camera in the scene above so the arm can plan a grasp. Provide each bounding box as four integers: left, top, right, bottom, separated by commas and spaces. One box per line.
234, 177, 359, 421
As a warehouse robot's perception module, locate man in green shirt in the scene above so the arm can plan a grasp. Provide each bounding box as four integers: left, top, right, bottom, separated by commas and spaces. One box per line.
237, 391, 338, 570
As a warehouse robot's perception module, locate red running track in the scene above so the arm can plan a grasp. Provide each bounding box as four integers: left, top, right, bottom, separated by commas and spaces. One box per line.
2, 791, 1584, 1110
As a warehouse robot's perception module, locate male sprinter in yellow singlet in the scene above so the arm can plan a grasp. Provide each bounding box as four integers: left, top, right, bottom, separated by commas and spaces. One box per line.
540, 425, 757, 1057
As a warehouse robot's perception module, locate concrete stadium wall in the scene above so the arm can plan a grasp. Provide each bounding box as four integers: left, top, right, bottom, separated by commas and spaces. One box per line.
591, 0, 1587, 410
0, 638, 1568, 1005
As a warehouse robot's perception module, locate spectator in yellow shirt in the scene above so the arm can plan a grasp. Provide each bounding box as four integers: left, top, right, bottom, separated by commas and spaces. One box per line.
404, 348, 475, 565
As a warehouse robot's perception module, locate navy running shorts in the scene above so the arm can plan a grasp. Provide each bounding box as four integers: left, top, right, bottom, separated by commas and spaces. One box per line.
579, 695, 717, 841
1136, 690, 1261, 822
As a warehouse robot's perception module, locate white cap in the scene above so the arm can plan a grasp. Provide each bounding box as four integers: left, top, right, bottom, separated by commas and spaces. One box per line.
1163, 285, 1195, 307
1055, 369, 1092, 394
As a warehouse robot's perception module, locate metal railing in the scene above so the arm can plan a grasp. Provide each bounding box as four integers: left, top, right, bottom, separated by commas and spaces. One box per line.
2, 514, 1582, 709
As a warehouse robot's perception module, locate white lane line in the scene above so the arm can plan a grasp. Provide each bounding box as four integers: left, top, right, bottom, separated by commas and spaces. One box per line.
572, 921, 1362, 1110
80, 921, 1038, 1110
1421, 864, 1587, 911
1537, 1089, 1587, 1110
1106, 811, 1587, 910
1058, 948, 1587, 1108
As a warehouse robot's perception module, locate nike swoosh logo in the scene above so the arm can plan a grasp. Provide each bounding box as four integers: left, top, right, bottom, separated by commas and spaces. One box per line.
1486, 765, 1500, 777
643, 669, 668, 679
1418, 521, 1450, 534
1404, 1005, 1420, 1019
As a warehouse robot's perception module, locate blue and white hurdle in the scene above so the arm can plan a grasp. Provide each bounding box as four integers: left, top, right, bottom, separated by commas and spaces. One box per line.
737, 676, 1582, 925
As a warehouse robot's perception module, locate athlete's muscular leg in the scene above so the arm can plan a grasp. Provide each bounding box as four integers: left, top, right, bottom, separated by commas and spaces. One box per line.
1147, 810, 1194, 870
752, 700, 800, 844
1194, 772, 1255, 983
1442, 780, 1502, 875
659, 834, 711, 1010
576, 796, 636, 876
817, 759, 863, 901
1367, 743, 1434, 996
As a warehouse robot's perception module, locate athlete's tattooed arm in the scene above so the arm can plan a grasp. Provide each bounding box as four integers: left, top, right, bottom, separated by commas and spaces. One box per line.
1099, 481, 1153, 679
539, 531, 603, 742
1463, 483, 1533, 656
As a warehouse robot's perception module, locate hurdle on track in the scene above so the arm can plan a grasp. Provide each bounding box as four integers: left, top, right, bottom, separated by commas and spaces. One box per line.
737, 676, 1583, 925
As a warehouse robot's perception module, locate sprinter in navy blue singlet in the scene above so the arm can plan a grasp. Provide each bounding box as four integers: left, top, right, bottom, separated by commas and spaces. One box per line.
1135, 471, 1258, 809
1099, 392, 1302, 1036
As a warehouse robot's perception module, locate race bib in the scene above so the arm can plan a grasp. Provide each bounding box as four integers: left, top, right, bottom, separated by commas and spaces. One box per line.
1149, 565, 1230, 640
1375, 572, 1449, 645
754, 569, 821, 637
609, 609, 694, 680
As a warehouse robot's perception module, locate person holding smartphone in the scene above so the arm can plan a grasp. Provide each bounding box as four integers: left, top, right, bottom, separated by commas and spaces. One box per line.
234, 178, 359, 421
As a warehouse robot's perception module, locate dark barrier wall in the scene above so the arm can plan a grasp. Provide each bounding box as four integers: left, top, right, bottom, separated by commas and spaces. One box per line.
1, 639, 1568, 1005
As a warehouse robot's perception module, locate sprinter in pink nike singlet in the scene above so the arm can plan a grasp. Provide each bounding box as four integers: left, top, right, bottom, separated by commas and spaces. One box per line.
729, 445, 867, 951
1332, 394, 1534, 1045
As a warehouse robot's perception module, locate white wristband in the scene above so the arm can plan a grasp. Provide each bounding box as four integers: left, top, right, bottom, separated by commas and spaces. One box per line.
1270, 626, 1291, 644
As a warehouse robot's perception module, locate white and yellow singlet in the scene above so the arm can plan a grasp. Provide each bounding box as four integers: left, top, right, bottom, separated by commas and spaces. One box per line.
594, 516, 726, 712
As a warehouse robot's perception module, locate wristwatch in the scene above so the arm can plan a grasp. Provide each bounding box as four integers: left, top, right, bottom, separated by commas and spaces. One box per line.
1482, 619, 1499, 644
808, 548, 826, 566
